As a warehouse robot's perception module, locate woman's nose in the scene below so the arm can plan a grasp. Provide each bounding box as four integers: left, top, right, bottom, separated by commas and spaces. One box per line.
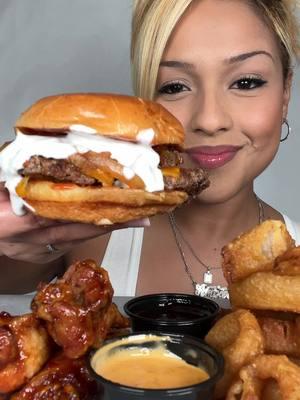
190, 91, 233, 135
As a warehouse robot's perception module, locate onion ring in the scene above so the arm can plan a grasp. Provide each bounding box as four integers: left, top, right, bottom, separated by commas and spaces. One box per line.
229, 272, 300, 313
222, 220, 294, 284
226, 355, 300, 400
205, 309, 264, 399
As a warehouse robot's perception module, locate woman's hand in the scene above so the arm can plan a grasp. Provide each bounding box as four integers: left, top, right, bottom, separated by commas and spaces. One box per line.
0, 184, 149, 264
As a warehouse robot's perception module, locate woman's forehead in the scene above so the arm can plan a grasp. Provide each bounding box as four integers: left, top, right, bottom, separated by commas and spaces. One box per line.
163, 0, 280, 64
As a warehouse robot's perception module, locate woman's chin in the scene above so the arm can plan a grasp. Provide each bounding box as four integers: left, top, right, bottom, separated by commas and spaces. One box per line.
193, 181, 249, 205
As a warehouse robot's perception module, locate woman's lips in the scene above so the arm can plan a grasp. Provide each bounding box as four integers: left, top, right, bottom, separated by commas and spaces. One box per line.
187, 145, 242, 170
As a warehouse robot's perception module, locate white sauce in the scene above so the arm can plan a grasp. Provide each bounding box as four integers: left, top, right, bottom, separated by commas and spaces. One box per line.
70, 124, 98, 134
137, 128, 155, 145
0, 128, 164, 216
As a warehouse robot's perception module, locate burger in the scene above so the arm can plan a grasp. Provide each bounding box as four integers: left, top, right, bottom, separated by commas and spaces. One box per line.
0, 93, 209, 224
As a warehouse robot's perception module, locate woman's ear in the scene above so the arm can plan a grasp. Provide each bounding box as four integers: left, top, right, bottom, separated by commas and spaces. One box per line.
282, 70, 293, 121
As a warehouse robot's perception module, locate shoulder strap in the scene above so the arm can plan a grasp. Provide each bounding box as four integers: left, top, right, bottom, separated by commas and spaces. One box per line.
101, 227, 144, 296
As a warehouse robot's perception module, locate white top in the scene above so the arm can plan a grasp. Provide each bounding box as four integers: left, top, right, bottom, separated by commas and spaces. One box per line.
103, 214, 300, 296
101, 227, 144, 296
282, 214, 300, 246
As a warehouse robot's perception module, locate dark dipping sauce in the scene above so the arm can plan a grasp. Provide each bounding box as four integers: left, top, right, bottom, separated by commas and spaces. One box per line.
137, 303, 211, 321
124, 293, 220, 338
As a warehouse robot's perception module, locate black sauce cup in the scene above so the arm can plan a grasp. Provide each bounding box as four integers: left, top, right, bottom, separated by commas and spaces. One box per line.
124, 293, 220, 338
89, 332, 224, 400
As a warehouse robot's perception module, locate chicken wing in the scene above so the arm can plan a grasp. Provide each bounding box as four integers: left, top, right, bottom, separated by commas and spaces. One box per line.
95, 302, 130, 345
31, 259, 116, 358
11, 353, 97, 400
0, 312, 50, 394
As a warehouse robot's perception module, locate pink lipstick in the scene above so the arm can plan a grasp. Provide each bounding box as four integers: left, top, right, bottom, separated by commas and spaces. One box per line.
187, 145, 241, 170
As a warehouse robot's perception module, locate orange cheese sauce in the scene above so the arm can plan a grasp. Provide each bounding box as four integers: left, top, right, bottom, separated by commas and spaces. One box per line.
94, 347, 209, 389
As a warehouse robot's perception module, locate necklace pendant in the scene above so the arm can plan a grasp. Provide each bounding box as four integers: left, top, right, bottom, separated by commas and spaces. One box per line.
195, 283, 229, 300
203, 270, 213, 284
195, 283, 210, 297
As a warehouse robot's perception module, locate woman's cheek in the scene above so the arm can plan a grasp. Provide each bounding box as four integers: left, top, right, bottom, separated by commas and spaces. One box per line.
157, 99, 191, 131
239, 99, 283, 147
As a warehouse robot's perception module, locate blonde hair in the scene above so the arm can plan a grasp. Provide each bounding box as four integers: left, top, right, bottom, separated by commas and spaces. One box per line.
131, 0, 300, 100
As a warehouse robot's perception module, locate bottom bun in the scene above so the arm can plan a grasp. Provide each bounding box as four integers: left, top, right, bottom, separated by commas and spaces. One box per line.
18, 180, 188, 224
25, 200, 178, 225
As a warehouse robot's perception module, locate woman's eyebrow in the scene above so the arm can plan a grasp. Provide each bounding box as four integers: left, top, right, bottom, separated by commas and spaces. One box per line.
227, 50, 274, 64
159, 51, 274, 70
159, 60, 194, 70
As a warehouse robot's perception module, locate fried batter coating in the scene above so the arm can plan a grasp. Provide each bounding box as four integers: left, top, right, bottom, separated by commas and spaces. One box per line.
273, 246, 300, 276
229, 272, 300, 313
226, 355, 300, 400
0, 312, 50, 394
222, 220, 294, 284
205, 309, 264, 399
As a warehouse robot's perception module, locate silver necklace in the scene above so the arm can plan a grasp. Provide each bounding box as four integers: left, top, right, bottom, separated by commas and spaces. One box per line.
168, 195, 265, 300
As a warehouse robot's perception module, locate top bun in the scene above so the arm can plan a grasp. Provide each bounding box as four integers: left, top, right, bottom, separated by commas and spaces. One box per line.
15, 93, 184, 146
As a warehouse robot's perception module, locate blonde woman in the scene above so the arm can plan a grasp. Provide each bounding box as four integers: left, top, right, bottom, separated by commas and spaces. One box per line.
73, 0, 300, 298
126, 0, 300, 296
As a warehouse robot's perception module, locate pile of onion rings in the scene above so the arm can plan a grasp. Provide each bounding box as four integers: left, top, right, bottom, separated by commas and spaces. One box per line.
205, 220, 300, 399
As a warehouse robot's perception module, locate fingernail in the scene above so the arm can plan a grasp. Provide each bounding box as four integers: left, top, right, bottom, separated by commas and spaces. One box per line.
142, 217, 151, 227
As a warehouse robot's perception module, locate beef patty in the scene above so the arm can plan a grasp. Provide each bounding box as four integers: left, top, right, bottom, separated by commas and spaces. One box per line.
20, 151, 209, 197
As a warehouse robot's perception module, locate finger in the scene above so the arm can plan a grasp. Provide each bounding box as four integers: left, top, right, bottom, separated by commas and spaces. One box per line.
0, 199, 62, 238
12, 218, 150, 245
127, 217, 150, 228
12, 223, 117, 245
0, 240, 65, 264
46, 218, 151, 244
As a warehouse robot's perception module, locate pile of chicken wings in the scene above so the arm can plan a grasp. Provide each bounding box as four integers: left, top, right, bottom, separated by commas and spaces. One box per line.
0, 259, 129, 399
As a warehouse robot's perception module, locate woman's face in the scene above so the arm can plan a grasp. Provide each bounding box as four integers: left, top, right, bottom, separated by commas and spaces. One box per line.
155, 0, 291, 203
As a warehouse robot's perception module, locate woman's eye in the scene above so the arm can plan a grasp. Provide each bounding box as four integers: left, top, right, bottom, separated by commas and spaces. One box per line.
231, 77, 267, 90
157, 82, 190, 95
